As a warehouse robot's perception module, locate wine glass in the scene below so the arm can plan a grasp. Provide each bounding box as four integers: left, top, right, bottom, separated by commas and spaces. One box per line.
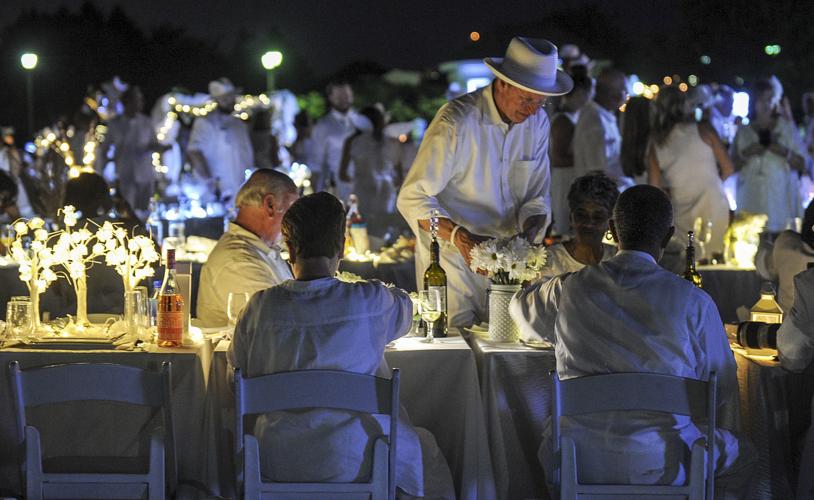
227, 292, 251, 334
418, 289, 441, 344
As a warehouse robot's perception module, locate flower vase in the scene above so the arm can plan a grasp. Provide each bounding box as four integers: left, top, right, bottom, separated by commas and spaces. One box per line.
74, 276, 90, 326
488, 283, 521, 342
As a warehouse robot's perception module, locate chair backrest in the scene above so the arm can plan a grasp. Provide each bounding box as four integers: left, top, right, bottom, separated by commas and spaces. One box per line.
551, 371, 717, 499
234, 368, 400, 499
9, 361, 176, 490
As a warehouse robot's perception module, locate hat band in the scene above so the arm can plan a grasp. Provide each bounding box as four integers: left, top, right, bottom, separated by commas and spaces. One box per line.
501, 58, 556, 87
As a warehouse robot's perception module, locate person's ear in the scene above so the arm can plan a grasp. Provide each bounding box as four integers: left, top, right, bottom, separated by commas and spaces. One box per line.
263, 193, 276, 216
608, 219, 619, 244
661, 226, 676, 249
286, 240, 298, 264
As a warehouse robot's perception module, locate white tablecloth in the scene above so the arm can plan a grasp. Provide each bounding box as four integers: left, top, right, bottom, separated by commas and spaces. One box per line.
734, 349, 814, 499
0, 341, 214, 499
205, 335, 497, 499
469, 336, 556, 500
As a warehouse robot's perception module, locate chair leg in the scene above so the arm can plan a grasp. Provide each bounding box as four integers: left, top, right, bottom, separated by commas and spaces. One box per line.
25, 426, 43, 500
148, 428, 166, 500
244, 434, 261, 499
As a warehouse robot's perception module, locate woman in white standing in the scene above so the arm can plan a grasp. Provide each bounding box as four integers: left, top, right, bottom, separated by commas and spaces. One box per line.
648, 85, 734, 257
549, 70, 593, 236
733, 78, 806, 236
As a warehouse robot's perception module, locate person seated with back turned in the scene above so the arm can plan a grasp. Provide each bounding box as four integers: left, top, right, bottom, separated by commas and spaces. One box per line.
777, 266, 814, 499
510, 185, 754, 498
197, 168, 298, 327
227, 192, 454, 499
539, 171, 617, 279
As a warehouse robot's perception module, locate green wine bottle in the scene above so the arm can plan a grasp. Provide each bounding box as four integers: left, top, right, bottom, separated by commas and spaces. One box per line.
424, 213, 448, 337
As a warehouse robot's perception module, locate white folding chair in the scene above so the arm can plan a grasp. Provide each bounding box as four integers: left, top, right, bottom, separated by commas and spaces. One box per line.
551, 371, 717, 500
234, 368, 400, 500
9, 361, 176, 500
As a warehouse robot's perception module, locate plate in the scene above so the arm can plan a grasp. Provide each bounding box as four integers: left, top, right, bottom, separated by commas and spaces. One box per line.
520, 338, 554, 350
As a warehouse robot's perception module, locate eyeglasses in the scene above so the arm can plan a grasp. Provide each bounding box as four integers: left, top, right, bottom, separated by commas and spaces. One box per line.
518, 95, 548, 110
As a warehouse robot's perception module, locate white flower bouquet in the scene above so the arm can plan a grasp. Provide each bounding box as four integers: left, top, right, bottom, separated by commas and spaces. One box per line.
469, 236, 547, 285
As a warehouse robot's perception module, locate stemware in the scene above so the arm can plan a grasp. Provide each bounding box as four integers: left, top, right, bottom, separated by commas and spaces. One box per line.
418, 289, 441, 344
227, 292, 251, 333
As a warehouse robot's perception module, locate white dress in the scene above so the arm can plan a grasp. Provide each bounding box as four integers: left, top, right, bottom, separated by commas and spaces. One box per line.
227, 277, 454, 498
539, 242, 616, 279
652, 122, 730, 255
549, 110, 579, 236
734, 118, 802, 233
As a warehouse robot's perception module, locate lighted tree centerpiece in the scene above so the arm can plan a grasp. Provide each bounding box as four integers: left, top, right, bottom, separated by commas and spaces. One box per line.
96, 222, 160, 292
8, 217, 60, 333
51, 206, 107, 331
469, 236, 547, 342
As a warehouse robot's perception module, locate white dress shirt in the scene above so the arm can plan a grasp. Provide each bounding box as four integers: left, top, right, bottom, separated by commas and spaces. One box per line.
511, 250, 744, 484
227, 277, 453, 497
188, 111, 254, 200
106, 113, 156, 212
196, 222, 292, 327
573, 100, 632, 187
309, 109, 372, 199
397, 81, 552, 326
778, 267, 814, 371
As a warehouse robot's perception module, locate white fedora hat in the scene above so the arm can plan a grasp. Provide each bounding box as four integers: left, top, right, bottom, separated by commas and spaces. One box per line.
484, 37, 573, 96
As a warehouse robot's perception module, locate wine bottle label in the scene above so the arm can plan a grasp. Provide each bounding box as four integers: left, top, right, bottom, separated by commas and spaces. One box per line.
157, 311, 184, 342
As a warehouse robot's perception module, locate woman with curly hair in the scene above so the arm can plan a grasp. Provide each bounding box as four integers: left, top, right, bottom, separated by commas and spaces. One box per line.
648, 85, 734, 257
540, 171, 618, 278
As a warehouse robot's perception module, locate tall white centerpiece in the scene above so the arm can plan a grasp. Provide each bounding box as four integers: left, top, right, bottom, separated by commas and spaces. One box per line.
9, 217, 60, 333
470, 237, 547, 342
96, 222, 160, 293
52, 206, 107, 329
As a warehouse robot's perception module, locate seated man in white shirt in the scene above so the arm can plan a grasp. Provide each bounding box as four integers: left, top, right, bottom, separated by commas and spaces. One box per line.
511, 185, 754, 498
778, 268, 814, 499
227, 192, 454, 499
196, 168, 298, 327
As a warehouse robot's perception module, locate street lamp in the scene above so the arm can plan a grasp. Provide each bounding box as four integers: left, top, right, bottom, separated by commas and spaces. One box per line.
20, 52, 38, 136
261, 50, 283, 92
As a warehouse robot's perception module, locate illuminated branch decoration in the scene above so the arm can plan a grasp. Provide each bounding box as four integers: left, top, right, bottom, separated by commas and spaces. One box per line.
96, 222, 160, 292
9, 217, 60, 333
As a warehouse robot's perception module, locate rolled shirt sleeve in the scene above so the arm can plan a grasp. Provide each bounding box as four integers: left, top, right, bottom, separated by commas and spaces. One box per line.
396, 107, 457, 231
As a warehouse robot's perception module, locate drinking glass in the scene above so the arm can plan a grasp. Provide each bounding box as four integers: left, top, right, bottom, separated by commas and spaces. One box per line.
123, 290, 148, 340
418, 289, 441, 344
227, 292, 251, 329
5, 299, 33, 342
163, 221, 186, 252
0, 224, 12, 256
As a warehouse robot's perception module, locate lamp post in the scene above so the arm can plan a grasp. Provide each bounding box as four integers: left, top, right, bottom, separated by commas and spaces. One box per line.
261, 51, 283, 92
20, 52, 38, 136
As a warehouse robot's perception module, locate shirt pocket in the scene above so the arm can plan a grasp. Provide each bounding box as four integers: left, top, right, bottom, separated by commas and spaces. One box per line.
509, 159, 535, 202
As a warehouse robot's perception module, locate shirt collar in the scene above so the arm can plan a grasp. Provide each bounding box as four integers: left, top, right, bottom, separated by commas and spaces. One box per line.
480, 82, 508, 127
227, 221, 279, 256
330, 108, 353, 124
617, 249, 657, 265
594, 100, 618, 122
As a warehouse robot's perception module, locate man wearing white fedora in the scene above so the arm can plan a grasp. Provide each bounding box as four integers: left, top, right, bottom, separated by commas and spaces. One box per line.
398, 37, 572, 327
188, 77, 254, 202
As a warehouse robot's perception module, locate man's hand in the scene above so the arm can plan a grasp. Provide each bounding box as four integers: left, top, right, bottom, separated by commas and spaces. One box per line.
522, 214, 547, 244
453, 226, 490, 268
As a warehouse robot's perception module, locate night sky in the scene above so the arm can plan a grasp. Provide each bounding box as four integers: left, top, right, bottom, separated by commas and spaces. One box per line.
1, 0, 676, 78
